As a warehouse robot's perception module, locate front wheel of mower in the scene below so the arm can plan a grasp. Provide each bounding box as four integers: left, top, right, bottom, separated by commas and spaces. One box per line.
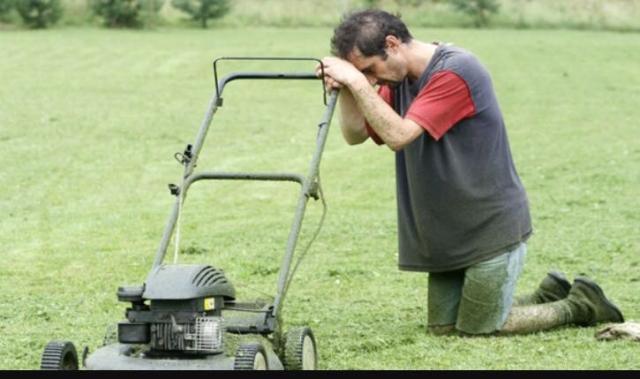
283, 326, 317, 370
233, 342, 269, 370
40, 340, 79, 370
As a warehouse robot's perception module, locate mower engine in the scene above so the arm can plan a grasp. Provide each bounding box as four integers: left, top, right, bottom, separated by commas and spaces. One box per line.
116, 264, 236, 355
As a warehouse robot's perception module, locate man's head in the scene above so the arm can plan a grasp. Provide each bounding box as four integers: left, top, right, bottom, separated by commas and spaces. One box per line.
330, 9, 413, 88
330, 9, 413, 60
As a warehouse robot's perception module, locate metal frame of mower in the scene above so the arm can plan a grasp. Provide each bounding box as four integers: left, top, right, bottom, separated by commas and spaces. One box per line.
41, 57, 338, 371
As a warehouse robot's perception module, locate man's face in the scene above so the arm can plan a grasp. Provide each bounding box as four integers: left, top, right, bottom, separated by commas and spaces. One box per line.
347, 47, 407, 89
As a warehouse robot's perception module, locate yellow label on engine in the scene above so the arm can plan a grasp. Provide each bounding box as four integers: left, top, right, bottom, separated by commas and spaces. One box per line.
204, 298, 216, 310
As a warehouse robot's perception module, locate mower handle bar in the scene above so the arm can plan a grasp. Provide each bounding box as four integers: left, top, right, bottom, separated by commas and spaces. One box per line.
152, 64, 339, 282
213, 56, 329, 105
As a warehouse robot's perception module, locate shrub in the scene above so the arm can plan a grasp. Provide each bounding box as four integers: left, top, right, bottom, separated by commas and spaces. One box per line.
0, 0, 14, 16
90, 0, 162, 28
171, 0, 231, 28
15, 0, 63, 29
0, 0, 15, 24
449, 0, 500, 28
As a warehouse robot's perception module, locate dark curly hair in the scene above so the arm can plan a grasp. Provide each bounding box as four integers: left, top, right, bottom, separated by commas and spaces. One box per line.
330, 9, 413, 59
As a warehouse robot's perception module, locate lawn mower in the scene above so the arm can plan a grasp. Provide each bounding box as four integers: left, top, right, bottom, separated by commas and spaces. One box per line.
40, 57, 338, 370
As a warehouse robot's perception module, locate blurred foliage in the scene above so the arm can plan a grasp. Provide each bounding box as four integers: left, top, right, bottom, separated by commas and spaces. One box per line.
449, 0, 500, 27
1, 0, 640, 33
14, 0, 63, 28
0, 0, 14, 15
171, 0, 231, 28
89, 0, 163, 28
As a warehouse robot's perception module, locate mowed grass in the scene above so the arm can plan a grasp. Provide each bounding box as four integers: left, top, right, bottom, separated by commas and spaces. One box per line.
1, 27, 639, 370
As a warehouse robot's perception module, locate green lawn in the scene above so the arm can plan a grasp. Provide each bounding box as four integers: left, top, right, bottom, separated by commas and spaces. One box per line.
1, 27, 639, 370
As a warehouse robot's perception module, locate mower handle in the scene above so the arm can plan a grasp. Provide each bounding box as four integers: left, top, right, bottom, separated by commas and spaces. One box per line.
213, 56, 329, 105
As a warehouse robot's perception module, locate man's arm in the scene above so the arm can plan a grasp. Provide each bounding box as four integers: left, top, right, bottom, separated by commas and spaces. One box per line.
347, 79, 423, 151
317, 62, 369, 145
320, 57, 423, 151
336, 88, 369, 145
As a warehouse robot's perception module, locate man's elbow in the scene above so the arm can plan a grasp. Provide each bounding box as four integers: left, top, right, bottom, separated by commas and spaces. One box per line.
340, 126, 369, 145
385, 131, 422, 151
386, 122, 425, 151
343, 133, 368, 145
386, 141, 405, 151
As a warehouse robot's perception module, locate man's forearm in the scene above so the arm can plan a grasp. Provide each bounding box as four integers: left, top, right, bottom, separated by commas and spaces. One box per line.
337, 88, 369, 145
348, 80, 421, 151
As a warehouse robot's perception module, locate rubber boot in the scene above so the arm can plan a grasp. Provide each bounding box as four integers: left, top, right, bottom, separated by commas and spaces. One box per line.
514, 270, 571, 306
565, 276, 625, 326
501, 276, 625, 335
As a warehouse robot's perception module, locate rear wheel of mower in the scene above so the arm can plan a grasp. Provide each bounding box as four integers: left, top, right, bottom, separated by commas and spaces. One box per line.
40, 340, 79, 370
283, 326, 317, 370
233, 342, 269, 370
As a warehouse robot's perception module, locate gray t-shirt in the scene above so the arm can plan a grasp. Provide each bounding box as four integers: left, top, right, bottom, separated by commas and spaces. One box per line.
376, 44, 532, 272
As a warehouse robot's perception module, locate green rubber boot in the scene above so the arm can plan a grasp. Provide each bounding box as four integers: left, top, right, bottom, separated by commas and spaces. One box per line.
536, 270, 572, 303
514, 270, 571, 306
566, 276, 625, 326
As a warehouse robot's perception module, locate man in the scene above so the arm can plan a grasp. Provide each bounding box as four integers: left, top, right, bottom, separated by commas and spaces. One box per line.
316, 8, 624, 336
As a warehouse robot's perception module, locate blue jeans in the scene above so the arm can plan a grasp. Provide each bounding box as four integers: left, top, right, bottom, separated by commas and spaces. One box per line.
427, 242, 527, 334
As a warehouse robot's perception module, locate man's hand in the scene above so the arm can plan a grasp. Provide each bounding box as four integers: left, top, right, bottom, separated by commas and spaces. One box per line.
315, 57, 366, 93
315, 61, 342, 93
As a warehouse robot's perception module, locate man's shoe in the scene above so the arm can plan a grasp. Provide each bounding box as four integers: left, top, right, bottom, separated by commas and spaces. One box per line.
567, 276, 625, 326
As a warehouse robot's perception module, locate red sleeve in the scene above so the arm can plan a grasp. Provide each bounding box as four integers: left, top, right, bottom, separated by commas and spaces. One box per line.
406, 70, 476, 141
364, 86, 390, 145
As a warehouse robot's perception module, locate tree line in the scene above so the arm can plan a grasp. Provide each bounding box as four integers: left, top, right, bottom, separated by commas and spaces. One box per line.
0, 0, 502, 30
0, 0, 232, 29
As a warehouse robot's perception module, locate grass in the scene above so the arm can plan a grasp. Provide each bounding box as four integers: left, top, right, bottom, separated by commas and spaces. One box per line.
1, 26, 639, 370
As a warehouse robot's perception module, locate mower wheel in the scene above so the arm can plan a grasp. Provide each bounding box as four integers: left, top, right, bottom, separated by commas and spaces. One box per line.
283, 326, 317, 370
40, 340, 79, 370
233, 342, 269, 370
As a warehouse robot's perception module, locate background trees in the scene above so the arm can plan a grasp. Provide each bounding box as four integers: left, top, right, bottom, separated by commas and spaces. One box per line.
171, 0, 231, 29
1, 0, 63, 29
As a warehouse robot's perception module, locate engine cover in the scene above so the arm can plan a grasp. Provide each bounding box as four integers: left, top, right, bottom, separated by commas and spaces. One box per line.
143, 264, 235, 301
